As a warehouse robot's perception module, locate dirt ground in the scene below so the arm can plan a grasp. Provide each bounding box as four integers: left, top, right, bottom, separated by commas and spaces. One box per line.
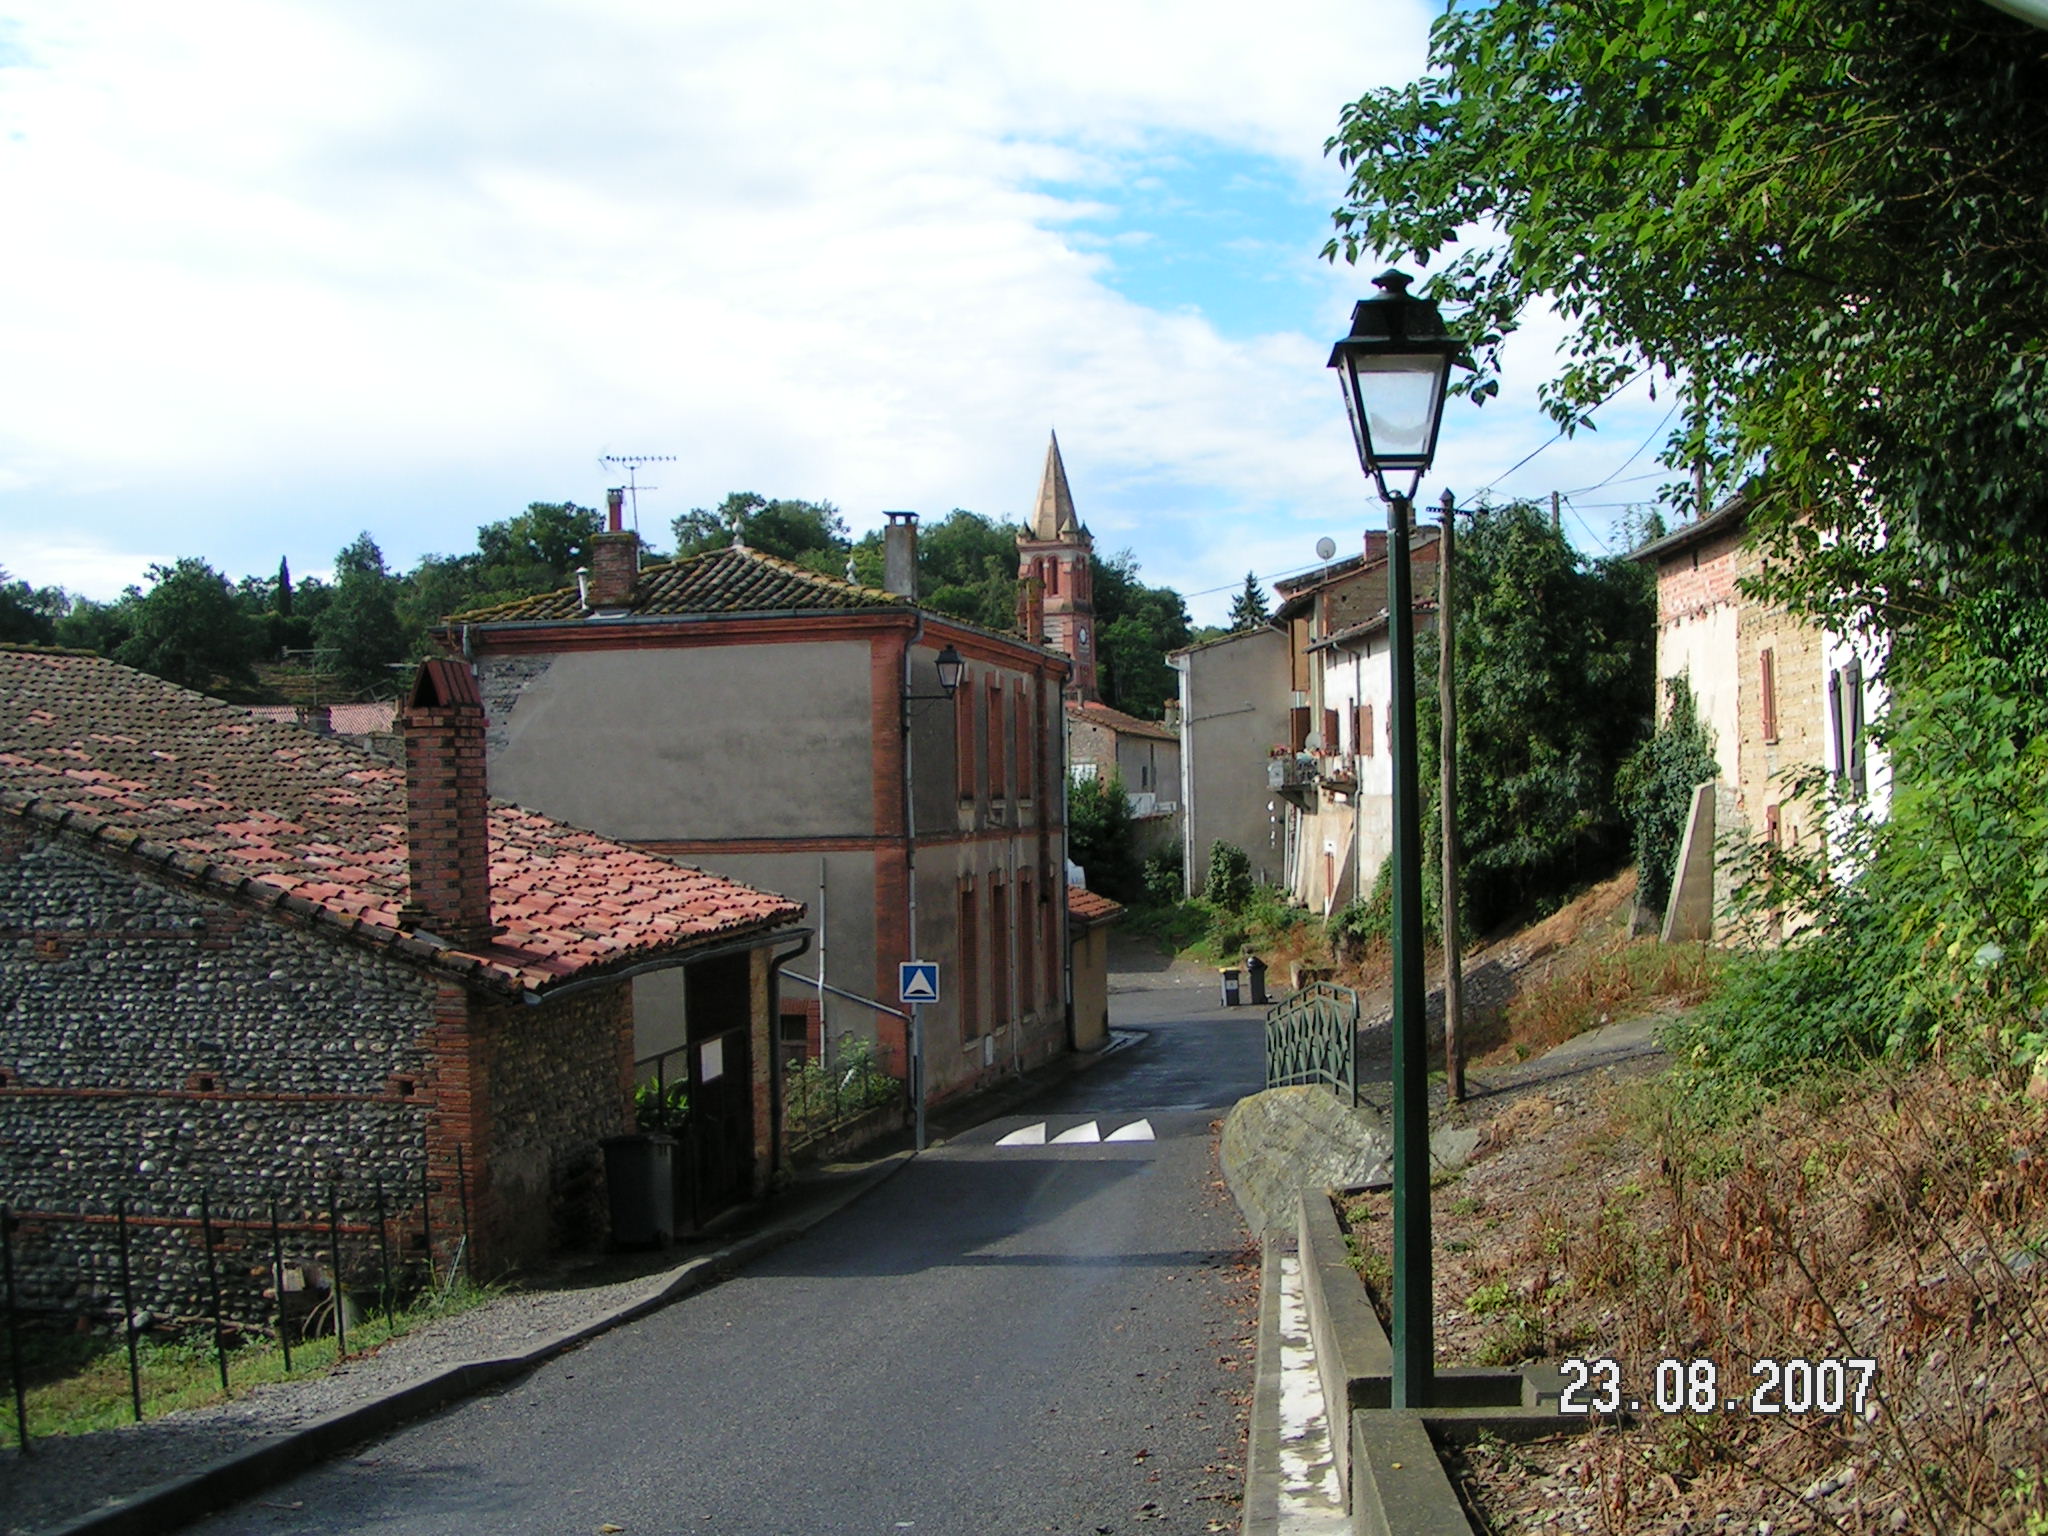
1330, 875, 2048, 1535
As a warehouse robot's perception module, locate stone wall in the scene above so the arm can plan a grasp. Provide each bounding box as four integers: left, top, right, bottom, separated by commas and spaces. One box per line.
0, 826, 437, 1321
0, 821, 638, 1321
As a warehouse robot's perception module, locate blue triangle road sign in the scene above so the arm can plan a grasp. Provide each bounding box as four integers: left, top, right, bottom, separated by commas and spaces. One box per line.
898, 961, 940, 1004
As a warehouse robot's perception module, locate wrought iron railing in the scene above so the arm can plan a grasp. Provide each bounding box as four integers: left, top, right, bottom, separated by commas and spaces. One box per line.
1264, 980, 1361, 1105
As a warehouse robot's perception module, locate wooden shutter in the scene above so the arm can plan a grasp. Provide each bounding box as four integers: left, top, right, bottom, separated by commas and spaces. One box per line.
1017, 869, 1036, 1014
1289, 706, 1311, 753
1014, 682, 1033, 803
989, 876, 1010, 1032
957, 878, 980, 1042
1322, 708, 1339, 753
1760, 646, 1778, 744
987, 678, 1006, 801
955, 669, 976, 800
1355, 703, 1375, 758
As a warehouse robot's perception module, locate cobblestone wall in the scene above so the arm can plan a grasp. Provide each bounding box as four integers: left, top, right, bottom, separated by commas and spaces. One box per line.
0, 826, 439, 1321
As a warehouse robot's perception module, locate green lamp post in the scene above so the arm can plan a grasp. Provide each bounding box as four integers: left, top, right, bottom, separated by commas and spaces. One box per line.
1329, 269, 1467, 1409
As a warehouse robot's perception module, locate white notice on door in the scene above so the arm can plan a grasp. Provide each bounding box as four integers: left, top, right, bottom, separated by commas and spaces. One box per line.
699, 1038, 724, 1082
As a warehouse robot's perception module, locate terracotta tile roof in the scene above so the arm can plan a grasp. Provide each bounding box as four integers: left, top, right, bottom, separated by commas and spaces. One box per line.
247, 702, 398, 735
1067, 886, 1125, 926
0, 648, 803, 996
449, 544, 905, 623
1066, 700, 1177, 743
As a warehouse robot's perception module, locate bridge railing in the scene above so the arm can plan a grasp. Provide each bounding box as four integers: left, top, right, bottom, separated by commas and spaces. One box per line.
1263, 980, 1361, 1105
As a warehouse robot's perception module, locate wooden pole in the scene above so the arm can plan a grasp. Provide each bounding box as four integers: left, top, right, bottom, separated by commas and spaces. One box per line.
1438, 489, 1465, 1104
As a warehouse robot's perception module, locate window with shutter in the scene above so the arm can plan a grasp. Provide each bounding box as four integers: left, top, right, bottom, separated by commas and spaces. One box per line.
955, 668, 976, 801
1760, 647, 1779, 744
1289, 706, 1311, 752
957, 878, 980, 1043
1322, 708, 1339, 753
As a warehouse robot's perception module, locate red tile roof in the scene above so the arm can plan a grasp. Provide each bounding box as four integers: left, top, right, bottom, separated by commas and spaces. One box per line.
0, 648, 803, 996
450, 544, 906, 623
247, 702, 398, 735
1067, 699, 1177, 743
1067, 886, 1125, 927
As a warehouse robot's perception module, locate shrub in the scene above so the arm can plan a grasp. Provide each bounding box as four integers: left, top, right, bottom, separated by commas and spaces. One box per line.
1141, 845, 1184, 906
1204, 840, 1253, 912
1617, 674, 1721, 915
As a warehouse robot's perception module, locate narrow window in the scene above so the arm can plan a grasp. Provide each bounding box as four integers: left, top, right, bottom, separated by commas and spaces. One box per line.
989, 876, 1010, 1033
1828, 669, 1846, 785
955, 667, 976, 801
958, 879, 981, 1043
1289, 706, 1311, 753
1765, 803, 1782, 846
1018, 869, 1036, 1015
1760, 646, 1779, 744
1013, 682, 1034, 803
987, 678, 1007, 801
1845, 657, 1866, 797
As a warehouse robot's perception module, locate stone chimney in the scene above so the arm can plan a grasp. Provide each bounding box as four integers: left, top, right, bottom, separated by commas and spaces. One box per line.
883, 511, 919, 599
398, 658, 493, 950
586, 487, 639, 610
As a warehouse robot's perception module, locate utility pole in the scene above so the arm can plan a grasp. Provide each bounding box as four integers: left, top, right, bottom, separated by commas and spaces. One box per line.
1550, 489, 1561, 536
1438, 489, 1465, 1103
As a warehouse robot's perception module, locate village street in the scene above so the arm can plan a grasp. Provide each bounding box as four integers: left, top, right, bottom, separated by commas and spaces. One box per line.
180, 957, 1266, 1536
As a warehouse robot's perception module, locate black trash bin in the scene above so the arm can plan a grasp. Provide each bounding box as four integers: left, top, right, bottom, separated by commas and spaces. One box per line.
1244, 954, 1269, 1005
601, 1132, 676, 1249
1219, 967, 1241, 1007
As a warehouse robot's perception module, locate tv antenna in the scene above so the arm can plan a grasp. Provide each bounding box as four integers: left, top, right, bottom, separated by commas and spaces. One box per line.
600, 454, 676, 533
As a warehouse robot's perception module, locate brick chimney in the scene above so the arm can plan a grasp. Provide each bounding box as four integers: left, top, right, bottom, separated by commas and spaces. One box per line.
883, 511, 919, 598
1363, 530, 1389, 566
399, 658, 493, 950
587, 487, 639, 609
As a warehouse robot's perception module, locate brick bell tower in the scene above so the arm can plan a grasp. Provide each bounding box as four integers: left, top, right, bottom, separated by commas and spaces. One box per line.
1014, 430, 1096, 700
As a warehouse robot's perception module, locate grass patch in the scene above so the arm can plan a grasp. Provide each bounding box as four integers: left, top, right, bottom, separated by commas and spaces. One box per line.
1, 1280, 496, 1446
1467, 937, 1721, 1063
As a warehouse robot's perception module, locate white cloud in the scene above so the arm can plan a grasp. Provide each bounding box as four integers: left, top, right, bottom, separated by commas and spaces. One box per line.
2, 0, 1655, 624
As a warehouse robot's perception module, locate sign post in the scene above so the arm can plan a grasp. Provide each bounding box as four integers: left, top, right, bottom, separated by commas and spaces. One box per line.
899, 962, 940, 1152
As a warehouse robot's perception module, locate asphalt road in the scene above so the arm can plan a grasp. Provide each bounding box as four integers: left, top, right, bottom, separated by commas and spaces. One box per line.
185, 979, 1268, 1536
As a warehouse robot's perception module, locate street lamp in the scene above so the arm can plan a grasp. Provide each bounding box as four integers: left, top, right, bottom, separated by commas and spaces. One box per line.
902, 641, 965, 1152
1329, 268, 1468, 1410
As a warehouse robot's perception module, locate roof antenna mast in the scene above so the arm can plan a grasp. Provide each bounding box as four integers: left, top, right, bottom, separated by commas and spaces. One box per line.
599, 454, 677, 536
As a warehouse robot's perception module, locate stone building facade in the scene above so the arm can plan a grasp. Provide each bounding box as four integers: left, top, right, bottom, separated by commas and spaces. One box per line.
0, 648, 801, 1325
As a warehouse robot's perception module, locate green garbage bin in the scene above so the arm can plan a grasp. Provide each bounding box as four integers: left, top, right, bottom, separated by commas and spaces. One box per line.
601, 1133, 676, 1249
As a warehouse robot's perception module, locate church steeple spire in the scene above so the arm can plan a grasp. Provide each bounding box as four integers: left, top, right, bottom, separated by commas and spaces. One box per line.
1031, 430, 1081, 541
1016, 429, 1097, 701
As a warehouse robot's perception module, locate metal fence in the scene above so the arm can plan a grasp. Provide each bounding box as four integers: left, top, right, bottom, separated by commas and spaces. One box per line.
783, 1044, 897, 1150
2, 1153, 471, 1452
1264, 981, 1362, 1105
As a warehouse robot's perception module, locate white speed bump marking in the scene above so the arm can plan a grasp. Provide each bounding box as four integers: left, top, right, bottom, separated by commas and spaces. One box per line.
995, 1122, 1047, 1146
1051, 1120, 1102, 1144
1104, 1118, 1155, 1142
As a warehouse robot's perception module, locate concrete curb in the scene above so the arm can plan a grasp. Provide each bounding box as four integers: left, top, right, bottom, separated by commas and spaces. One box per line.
1240, 1238, 1287, 1536
46, 1150, 916, 1536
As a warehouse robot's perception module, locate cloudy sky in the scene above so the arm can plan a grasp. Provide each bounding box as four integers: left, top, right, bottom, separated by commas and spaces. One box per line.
0, 0, 1677, 626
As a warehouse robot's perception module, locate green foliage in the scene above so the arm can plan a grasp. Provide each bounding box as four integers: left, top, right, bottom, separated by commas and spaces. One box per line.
1617, 675, 1722, 914
850, 509, 1021, 629
1325, 0, 2048, 623
1141, 845, 1184, 906
633, 1077, 691, 1133
1068, 771, 1141, 902
0, 569, 68, 645
1228, 573, 1270, 632
1204, 840, 1253, 912
673, 493, 848, 573
115, 558, 263, 691
315, 534, 406, 692
1419, 503, 1654, 933
1091, 550, 1191, 721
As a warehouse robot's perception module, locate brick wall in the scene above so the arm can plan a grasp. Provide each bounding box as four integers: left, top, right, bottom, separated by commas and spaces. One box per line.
1735, 543, 1827, 853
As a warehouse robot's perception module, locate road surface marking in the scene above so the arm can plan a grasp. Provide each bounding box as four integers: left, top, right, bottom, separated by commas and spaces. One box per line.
1104, 1118, 1155, 1142
995, 1122, 1047, 1146
1051, 1121, 1102, 1144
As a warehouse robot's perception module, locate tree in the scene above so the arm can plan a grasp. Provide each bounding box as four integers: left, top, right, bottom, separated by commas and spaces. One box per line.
0, 570, 67, 646
1417, 503, 1654, 932
1617, 675, 1722, 915
1090, 550, 1191, 720
1228, 573, 1270, 632
1068, 771, 1141, 903
1325, 0, 2048, 627
116, 559, 263, 691
673, 493, 849, 572
850, 509, 1023, 628
316, 533, 406, 693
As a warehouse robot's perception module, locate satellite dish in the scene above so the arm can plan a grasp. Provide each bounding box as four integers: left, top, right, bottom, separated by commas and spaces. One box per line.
1315, 536, 1338, 561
